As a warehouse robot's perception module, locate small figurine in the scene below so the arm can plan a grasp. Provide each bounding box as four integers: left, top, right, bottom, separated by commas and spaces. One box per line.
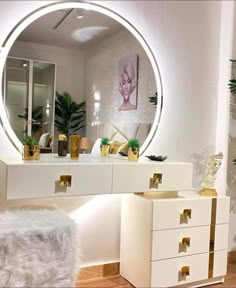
200, 152, 223, 196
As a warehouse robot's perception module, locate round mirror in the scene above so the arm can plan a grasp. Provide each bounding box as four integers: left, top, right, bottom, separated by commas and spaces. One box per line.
0, 2, 163, 155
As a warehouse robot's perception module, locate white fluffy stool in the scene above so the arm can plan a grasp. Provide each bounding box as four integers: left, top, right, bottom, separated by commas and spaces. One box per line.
0, 209, 79, 287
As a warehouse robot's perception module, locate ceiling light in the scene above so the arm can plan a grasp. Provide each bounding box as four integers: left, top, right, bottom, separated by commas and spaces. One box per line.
72, 26, 108, 43
76, 8, 83, 19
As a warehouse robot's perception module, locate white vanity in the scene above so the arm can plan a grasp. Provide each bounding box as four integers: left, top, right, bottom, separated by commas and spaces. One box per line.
0, 154, 230, 287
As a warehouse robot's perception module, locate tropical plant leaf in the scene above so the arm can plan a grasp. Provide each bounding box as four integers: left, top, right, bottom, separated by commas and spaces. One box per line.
55, 91, 86, 136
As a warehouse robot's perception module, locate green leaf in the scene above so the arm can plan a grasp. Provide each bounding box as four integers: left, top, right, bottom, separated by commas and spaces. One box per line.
55, 91, 86, 135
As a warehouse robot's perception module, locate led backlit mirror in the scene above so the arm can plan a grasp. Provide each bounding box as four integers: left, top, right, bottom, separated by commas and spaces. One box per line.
0, 2, 163, 155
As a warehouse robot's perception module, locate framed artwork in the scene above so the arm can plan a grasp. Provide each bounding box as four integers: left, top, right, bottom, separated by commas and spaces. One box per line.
118, 55, 138, 110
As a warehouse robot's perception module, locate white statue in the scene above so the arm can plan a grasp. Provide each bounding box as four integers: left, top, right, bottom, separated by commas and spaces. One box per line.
200, 152, 223, 194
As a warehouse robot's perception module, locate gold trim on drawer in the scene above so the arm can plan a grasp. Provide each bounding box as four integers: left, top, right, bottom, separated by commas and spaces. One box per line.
181, 237, 191, 248
181, 209, 192, 223
149, 173, 162, 189
60, 175, 72, 187
180, 266, 190, 276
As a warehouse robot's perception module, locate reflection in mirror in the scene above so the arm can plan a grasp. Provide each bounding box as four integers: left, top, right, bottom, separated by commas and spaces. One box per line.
2, 5, 161, 154
2, 57, 55, 148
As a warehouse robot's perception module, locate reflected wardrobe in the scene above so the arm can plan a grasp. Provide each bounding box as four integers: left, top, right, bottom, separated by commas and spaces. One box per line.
2, 57, 56, 142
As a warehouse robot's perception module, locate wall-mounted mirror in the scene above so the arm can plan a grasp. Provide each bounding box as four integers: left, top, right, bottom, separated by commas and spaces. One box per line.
0, 2, 162, 155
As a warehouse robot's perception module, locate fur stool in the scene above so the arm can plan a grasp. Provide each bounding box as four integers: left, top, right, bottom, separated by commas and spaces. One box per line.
0, 209, 79, 287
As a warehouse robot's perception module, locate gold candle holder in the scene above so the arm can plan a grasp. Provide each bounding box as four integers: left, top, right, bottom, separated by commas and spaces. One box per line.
70, 134, 80, 160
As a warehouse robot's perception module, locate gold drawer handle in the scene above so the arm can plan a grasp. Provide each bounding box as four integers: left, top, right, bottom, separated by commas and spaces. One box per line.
182, 209, 192, 220
60, 175, 72, 187
181, 266, 190, 276
181, 237, 191, 247
149, 173, 162, 188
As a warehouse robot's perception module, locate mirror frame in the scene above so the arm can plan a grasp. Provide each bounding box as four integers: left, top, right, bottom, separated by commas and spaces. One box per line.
0, 1, 163, 156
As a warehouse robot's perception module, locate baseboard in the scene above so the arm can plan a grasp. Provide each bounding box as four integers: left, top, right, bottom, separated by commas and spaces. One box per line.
78, 262, 120, 281
228, 251, 236, 263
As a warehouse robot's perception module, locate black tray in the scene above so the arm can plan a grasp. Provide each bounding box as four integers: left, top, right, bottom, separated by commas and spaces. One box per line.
145, 155, 167, 161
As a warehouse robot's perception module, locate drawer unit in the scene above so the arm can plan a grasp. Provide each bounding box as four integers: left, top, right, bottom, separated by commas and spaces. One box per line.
120, 193, 230, 288
0, 157, 193, 200
112, 162, 193, 193
151, 226, 210, 260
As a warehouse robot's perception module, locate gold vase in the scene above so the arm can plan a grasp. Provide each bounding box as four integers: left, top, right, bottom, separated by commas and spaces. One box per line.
100, 144, 110, 156
128, 147, 139, 161
23, 145, 40, 160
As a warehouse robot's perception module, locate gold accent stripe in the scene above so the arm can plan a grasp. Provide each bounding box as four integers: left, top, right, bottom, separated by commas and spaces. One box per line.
208, 198, 217, 278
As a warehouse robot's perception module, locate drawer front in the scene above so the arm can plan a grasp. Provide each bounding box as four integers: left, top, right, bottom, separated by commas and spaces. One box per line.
214, 224, 229, 251
7, 164, 112, 199
213, 250, 228, 277
152, 226, 210, 260
216, 197, 230, 224
151, 253, 209, 287
112, 163, 192, 193
152, 198, 212, 230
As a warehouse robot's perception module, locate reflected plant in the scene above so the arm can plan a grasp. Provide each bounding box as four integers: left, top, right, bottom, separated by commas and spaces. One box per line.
55, 91, 86, 137
148, 92, 158, 106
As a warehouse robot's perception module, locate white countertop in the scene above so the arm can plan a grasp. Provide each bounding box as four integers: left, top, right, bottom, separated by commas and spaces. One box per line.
0, 153, 193, 166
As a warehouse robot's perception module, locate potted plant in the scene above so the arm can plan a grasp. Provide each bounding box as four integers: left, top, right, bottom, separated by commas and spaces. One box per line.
100, 137, 110, 156
23, 136, 40, 160
55, 91, 86, 137
128, 138, 140, 161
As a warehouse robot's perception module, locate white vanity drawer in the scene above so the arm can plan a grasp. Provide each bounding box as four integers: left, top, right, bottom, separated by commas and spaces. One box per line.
112, 162, 193, 193
151, 225, 210, 260
152, 198, 212, 230
151, 253, 209, 287
2, 163, 112, 199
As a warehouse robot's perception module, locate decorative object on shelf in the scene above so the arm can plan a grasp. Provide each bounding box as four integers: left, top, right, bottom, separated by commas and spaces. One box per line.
22, 136, 40, 160
145, 155, 167, 161
200, 152, 223, 196
148, 92, 158, 106
58, 134, 68, 157
100, 137, 110, 156
79, 137, 91, 153
128, 138, 140, 161
70, 134, 80, 160
55, 91, 86, 137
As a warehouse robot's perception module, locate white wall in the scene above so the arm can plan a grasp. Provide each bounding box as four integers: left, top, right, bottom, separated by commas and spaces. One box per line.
0, 0, 233, 265
85, 29, 156, 130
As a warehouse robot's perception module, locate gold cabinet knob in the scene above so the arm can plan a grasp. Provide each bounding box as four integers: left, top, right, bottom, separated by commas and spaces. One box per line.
181, 237, 191, 248
182, 209, 192, 220
149, 173, 162, 188
180, 266, 190, 276
60, 175, 72, 187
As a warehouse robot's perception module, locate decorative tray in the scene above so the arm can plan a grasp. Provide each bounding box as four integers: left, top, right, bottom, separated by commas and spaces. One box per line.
118, 151, 128, 157
145, 155, 167, 161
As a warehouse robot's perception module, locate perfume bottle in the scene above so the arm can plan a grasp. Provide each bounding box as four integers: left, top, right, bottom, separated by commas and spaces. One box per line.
58, 134, 67, 157
70, 134, 80, 160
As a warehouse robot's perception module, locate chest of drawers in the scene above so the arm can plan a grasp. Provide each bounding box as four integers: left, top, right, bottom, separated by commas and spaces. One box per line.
120, 192, 230, 288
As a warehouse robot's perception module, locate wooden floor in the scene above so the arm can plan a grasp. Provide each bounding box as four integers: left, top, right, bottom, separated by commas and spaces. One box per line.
77, 262, 236, 287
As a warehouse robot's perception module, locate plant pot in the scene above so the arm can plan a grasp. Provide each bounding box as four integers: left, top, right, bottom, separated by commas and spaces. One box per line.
23, 145, 40, 160
100, 144, 110, 156
128, 147, 139, 161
